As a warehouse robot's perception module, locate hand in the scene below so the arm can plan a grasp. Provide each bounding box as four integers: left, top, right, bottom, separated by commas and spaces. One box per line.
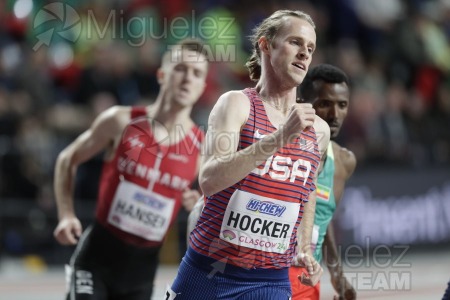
331, 269, 356, 300
283, 103, 315, 141
182, 189, 201, 211
292, 252, 323, 286
53, 216, 82, 245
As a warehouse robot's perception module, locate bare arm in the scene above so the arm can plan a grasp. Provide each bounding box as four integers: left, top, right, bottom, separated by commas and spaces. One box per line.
324, 144, 357, 298
323, 218, 356, 299
53, 106, 127, 245
298, 115, 330, 254
323, 224, 344, 277
199, 91, 316, 196
323, 144, 357, 273
295, 115, 330, 286
181, 152, 203, 212
185, 153, 207, 243
298, 188, 317, 256
296, 188, 323, 287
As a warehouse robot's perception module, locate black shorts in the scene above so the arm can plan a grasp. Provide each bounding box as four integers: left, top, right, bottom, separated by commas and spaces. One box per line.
65, 222, 161, 300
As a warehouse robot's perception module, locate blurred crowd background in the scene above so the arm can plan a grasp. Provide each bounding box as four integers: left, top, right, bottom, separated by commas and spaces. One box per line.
0, 0, 449, 267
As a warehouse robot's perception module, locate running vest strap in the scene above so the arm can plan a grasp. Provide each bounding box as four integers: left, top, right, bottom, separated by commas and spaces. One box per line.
312, 142, 336, 262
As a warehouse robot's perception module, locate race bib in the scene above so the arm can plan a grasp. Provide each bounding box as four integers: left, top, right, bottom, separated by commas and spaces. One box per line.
220, 189, 299, 254
107, 181, 175, 241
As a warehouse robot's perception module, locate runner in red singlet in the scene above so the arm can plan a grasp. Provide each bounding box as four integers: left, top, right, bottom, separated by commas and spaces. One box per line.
53, 39, 209, 300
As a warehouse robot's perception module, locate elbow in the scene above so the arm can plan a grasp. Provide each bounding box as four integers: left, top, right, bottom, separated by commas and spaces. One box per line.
56, 149, 72, 167
55, 151, 68, 172
199, 167, 223, 197
199, 172, 214, 197
55, 148, 77, 175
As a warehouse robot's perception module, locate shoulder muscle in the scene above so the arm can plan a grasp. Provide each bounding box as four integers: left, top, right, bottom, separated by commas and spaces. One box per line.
208, 90, 250, 133
333, 142, 357, 178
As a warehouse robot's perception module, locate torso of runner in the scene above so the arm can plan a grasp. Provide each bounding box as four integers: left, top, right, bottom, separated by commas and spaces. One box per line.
95, 107, 203, 247
190, 88, 321, 270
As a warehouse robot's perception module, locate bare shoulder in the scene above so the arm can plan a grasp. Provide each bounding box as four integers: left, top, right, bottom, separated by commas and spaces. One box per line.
95, 106, 131, 129
101, 105, 131, 123
332, 141, 357, 177
214, 90, 250, 114
89, 106, 133, 142
209, 90, 250, 128
313, 115, 330, 155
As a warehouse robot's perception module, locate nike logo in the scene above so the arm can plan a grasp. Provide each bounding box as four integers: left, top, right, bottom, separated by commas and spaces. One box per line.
254, 129, 266, 140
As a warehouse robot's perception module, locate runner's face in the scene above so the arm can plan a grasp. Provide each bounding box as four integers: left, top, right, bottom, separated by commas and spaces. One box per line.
161, 49, 208, 107
269, 17, 316, 86
312, 81, 350, 138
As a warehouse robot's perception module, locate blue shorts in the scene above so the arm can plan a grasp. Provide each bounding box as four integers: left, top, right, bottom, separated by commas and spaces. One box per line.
168, 251, 291, 300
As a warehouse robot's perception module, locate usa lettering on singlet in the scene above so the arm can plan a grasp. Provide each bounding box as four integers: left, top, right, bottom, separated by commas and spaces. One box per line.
190, 88, 320, 269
